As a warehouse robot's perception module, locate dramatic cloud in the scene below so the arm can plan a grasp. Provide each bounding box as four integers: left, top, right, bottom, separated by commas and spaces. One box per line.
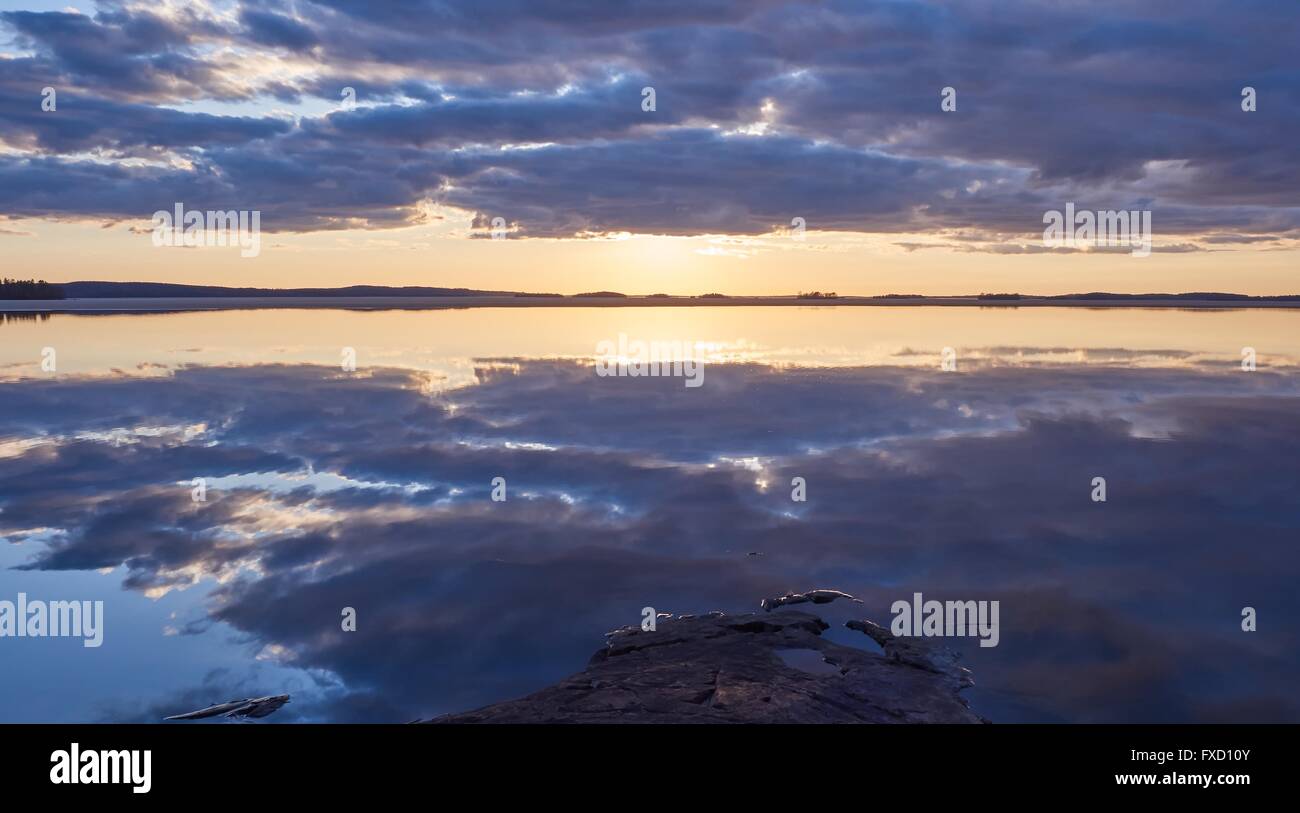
1, 1, 1298, 238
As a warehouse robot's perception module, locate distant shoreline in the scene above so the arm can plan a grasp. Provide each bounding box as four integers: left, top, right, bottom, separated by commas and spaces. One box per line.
4, 295, 1300, 313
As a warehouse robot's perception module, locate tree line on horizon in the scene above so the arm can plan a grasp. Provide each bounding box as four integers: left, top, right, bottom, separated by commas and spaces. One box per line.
0, 278, 65, 300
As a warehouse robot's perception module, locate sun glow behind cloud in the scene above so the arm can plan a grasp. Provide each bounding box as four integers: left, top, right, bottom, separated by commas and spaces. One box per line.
0, 0, 1298, 293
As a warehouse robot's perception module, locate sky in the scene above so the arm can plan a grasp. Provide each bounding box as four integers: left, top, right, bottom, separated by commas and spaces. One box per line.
1, 0, 1298, 294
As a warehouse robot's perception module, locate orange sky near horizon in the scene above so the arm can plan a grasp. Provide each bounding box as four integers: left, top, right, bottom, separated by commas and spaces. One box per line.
4, 215, 1298, 296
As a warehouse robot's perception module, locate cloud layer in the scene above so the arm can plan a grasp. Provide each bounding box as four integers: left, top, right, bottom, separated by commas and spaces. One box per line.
2, 0, 1298, 244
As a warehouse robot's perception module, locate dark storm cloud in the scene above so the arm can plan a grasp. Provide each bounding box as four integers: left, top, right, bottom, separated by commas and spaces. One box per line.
1, 1, 1297, 237
1, 359, 1298, 722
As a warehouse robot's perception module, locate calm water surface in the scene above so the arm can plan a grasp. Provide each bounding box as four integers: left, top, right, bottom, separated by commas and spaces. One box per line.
1, 306, 1297, 722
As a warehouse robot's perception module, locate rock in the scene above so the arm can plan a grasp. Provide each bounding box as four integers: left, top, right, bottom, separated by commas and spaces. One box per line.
427, 610, 984, 724
163, 694, 290, 721
760, 588, 863, 612
846, 619, 972, 687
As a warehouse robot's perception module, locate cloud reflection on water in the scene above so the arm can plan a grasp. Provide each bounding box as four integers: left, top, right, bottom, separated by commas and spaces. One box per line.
1, 357, 1297, 722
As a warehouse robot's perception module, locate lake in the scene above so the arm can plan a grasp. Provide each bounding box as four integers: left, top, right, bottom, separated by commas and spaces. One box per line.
1, 305, 1298, 722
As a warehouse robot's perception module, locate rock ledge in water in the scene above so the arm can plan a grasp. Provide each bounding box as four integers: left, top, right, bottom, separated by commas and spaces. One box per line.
429, 610, 984, 724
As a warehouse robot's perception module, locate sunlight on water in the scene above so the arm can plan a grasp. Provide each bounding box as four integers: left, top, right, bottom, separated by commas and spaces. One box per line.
3, 306, 1298, 382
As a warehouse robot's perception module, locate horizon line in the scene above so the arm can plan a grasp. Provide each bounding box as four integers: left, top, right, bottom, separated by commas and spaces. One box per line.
8, 280, 1300, 302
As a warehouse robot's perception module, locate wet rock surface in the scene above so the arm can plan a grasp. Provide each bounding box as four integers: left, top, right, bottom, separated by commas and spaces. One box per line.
846, 619, 972, 684
760, 588, 863, 611
429, 609, 985, 724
